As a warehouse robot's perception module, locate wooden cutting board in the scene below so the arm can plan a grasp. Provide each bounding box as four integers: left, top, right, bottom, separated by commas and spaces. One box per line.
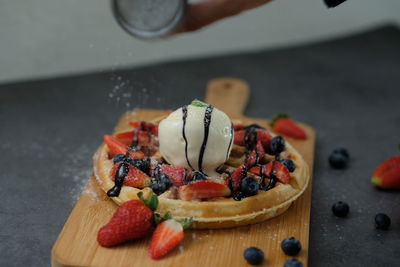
52, 78, 315, 267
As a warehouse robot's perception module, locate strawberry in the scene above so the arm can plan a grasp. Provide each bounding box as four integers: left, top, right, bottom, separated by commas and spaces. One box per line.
233, 124, 245, 131
148, 219, 192, 259
160, 165, 191, 187
246, 140, 265, 167
129, 121, 158, 136
229, 164, 247, 192
97, 200, 153, 247
104, 135, 144, 159
178, 180, 231, 200
111, 163, 151, 188
246, 151, 257, 167
371, 155, 400, 189
256, 129, 272, 150
264, 161, 291, 184
271, 113, 307, 140
249, 166, 261, 176
234, 130, 246, 146
115, 130, 151, 146
234, 129, 272, 150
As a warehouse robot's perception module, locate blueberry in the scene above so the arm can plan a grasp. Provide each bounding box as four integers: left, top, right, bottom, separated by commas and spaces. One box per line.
328, 152, 348, 169
240, 177, 259, 197
375, 213, 391, 230
280, 159, 296, 172
332, 201, 349, 217
129, 158, 150, 174
270, 136, 285, 156
243, 247, 264, 265
151, 173, 172, 195
324, 0, 347, 8
113, 154, 126, 164
281, 237, 302, 256
192, 171, 207, 181
333, 147, 349, 159
284, 259, 303, 267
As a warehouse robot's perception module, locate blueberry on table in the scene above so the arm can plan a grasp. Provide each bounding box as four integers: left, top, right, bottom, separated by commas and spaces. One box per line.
281, 237, 302, 256
328, 151, 348, 169
332, 201, 349, 217
270, 136, 285, 156
375, 213, 391, 230
240, 177, 260, 197
280, 158, 296, 172
333, 147, 349, 159
243, 247, 264, 265
324, 0, 347, 8
284, 259, 304, 267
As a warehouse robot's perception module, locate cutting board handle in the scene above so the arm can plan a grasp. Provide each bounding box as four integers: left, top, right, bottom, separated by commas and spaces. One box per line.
204, 77, 249, 118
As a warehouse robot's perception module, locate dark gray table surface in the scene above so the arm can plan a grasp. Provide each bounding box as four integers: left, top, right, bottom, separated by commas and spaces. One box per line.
1, 25, 399, 267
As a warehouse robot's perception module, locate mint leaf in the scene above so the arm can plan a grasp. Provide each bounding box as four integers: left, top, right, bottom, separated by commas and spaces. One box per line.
191, 99, 207, 107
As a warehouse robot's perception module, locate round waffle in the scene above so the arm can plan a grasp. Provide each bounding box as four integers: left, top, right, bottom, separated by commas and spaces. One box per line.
93, 113, 310, 229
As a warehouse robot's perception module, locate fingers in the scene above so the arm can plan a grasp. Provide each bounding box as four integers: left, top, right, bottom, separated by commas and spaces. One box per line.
178, 0, 272, 33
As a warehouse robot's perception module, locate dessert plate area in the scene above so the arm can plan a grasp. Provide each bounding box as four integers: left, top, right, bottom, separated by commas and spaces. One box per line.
52, 78, 316, 267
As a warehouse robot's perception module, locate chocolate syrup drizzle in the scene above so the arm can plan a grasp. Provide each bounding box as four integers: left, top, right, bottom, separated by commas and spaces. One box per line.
107, 161, 129, 197
198, 105, 214, 173
182, 105, 194, 170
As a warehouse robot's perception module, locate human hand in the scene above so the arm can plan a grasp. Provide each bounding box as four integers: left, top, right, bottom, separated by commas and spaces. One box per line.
178, 0, 273, 33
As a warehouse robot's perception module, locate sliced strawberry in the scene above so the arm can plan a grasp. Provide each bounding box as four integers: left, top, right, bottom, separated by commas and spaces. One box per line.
129, 121, 142, 129
249, 166, 261, 176
246, 150, 257, 167
160, 165, 190, 187
111, 163, 151, 188
234, 130, 246, 146
371, 155, 400, 189
233, 124, 245, 131
256, 129, 272, 150
104, 135, 144, 159
230, 164, 247, 192
256, 140, 265, 161
98, 200, 153, 247
264, 161, 291, 184
271, 114, 307, 140
129, 121, 158, 136
178, 180, 231, 200
115, 130, 151, 146
148, 219, 184, 259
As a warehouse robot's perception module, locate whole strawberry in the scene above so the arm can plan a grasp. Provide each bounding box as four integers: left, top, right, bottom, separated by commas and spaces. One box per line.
371, 155, 400, 189
97, 193, 158, 247
271, 113, 307, 140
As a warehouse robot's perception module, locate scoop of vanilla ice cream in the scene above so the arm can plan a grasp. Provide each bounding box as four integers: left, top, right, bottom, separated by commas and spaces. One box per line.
158, 103, 233, 176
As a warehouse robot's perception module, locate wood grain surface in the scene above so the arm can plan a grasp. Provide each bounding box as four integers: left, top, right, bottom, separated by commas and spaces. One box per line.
52, 78, 315, 267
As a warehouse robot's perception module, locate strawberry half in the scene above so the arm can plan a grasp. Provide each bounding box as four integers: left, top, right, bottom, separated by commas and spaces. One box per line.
115, 130, 151, 146
97, 200, 153, 247
234, 129, 272, 150
148, 219, 186, 260
264, 161, 291, 184
233, 124, 245, 131
129, 121, 158, 136
229, 164, 247, 192
271, 113, 307, 140
111, 163, 151, 188
371, 155, 400, 189
178, 180, 231, 200
104, 135, 144, 159
160, 165, 191, 187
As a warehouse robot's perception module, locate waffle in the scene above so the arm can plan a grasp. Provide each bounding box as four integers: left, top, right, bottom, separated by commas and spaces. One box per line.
93, 111, 310, 229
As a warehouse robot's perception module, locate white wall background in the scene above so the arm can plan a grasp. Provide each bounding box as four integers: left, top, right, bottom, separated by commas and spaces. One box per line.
0, 0, 399, 83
